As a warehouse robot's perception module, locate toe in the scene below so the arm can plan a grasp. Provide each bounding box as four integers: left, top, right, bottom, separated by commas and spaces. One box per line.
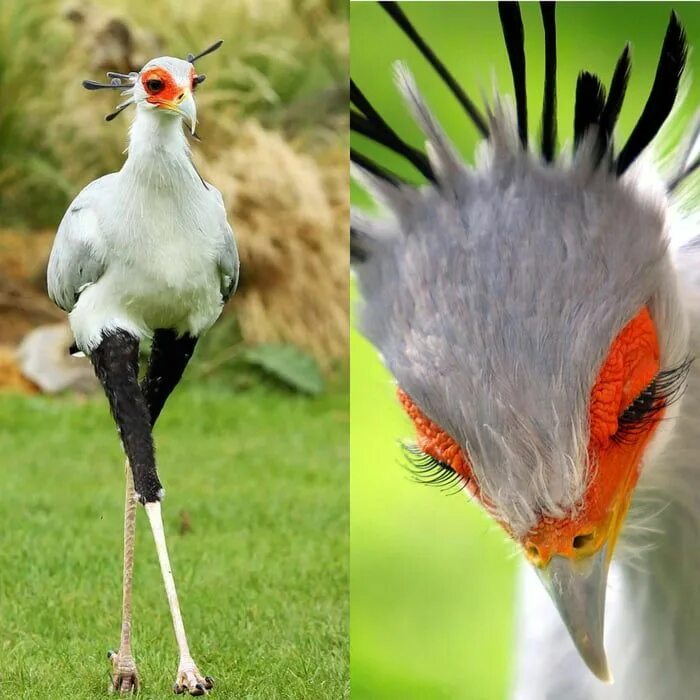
174, 664, 211, 696
108, 651, 139, 695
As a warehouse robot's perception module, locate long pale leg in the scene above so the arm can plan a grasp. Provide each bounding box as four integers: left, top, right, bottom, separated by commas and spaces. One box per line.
109, 459, 139, 694
144, 501, 213, 696
92, 329, 205, 695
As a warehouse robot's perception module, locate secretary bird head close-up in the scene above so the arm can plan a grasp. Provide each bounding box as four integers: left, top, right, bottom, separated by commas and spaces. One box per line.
352, 2, 700, 698
47, 40, 237, 696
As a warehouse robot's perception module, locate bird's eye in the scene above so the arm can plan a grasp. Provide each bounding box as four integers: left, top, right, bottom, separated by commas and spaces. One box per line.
145, 78, 164, 94
402, 444, 466, 495
612, 361, 691, 444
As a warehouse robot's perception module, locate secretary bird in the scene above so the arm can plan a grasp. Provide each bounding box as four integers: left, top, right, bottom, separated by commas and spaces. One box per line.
351, 3, 700, 698
47, 41, 238, 696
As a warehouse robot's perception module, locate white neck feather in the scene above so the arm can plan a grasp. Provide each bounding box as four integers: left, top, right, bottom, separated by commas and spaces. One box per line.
120, 106, 199, 190
610, 364, 700, 696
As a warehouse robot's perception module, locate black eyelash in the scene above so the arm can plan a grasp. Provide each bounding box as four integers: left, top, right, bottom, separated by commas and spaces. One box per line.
613, 358, 693, 444
400, 443, 467, 495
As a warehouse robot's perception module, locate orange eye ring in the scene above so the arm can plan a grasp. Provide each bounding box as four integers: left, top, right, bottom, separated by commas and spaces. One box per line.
397, 388, 477, 491
140, 69, 181, 103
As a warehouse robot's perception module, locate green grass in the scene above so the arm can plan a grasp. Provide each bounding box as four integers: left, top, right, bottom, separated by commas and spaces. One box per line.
0, 386, 348, 699
350, 3, 700, 699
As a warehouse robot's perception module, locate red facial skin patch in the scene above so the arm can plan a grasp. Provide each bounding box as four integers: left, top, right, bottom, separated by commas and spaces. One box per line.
398, 306, 662, 566
141, 67, 195, 106
398, 388, 479, 498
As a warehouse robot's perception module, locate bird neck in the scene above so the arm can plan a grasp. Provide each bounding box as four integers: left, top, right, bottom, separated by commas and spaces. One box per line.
612, 501, 700, 694
121, 107, 198, 187
612, 364, 700, 689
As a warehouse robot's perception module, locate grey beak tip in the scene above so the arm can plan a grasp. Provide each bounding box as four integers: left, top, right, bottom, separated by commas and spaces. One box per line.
534, 545, 613, 683
596, 665, 614, 684
581, 646, 613, 683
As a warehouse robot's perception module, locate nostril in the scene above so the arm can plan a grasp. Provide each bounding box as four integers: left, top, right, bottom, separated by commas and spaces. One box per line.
526, 544, 539, 559
573, 532, 595, 550
177, 92, 184, 101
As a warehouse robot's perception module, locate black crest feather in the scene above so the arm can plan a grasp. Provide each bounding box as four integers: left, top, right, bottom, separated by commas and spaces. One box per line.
498, 2, 528, 148
615, 12, 687, 176
351, 80, 435, 182
539, 2, 557, 162
599, 44, 631, 148
82, 78, 125, 91
379, 1, 489, 138
574, 72, 606, 160
350, 148, 404, 185
186, 40, 223, 64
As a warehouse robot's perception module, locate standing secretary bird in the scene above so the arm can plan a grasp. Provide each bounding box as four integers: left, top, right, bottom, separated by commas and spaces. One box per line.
352, 3, 700, 698
47, 40, 237, 696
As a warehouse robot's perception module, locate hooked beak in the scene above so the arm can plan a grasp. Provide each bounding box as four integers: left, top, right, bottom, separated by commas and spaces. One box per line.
157, 90, 197, 134
534, 544, 613, 683
521, 437, 642, 682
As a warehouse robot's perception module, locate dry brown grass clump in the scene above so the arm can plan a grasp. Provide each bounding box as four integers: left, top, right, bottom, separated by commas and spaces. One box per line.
205, 123, 348, 367
0, 231, 63, 345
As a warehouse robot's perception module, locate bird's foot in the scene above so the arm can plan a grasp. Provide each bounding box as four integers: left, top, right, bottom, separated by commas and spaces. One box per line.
173, 659, 213, 696
108, 649, 140, 694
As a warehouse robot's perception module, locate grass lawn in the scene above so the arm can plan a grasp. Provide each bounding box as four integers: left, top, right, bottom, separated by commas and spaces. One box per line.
0, 384, 348, 699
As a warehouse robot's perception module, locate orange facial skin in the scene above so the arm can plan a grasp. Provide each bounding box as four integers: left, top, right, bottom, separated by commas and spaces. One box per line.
141, 67, 196, 106
398, 388, 479, 498
399, 306, 662, 567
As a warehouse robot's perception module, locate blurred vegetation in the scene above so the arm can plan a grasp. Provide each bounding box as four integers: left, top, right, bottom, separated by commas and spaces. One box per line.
351, 3, 700, 699
0, 0, 347, 227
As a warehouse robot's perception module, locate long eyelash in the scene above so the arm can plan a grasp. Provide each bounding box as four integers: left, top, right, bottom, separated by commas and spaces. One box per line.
613, 358, 693, 444
400, 443, 467, 495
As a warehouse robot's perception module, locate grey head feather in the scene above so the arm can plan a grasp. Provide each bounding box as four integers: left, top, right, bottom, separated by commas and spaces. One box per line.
353, 67, 688, 537
393, 62, 463, 193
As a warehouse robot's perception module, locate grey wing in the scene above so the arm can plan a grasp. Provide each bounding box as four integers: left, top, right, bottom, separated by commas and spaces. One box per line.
47, 182, 107, 313
211, 187, 239, 302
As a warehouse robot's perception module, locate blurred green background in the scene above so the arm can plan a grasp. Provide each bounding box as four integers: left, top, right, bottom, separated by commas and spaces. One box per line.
350, 3, 700, 699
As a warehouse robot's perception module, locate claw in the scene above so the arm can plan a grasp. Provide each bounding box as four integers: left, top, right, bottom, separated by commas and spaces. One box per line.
174, 662, 212, 696
120, 676, 137, 694
108, 649, 140, 695
110, 672, 139, 695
